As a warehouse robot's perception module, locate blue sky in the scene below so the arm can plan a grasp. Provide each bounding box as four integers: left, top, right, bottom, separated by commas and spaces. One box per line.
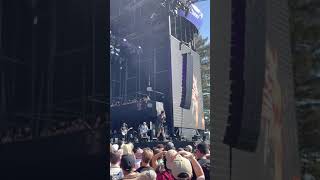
195, 1, 210, 41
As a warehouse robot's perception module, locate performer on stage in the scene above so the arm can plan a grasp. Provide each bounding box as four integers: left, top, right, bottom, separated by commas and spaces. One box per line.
157, 111, 166, 140
139, 122, 149, 140
120, 123, 132, 142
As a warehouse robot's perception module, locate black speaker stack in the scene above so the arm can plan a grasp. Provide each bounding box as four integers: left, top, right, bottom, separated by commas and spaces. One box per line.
223, 0, 265, 152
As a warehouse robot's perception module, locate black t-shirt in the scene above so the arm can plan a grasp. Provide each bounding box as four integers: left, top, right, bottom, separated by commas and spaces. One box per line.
135, 166, 154, 173
198, 159, 210, 179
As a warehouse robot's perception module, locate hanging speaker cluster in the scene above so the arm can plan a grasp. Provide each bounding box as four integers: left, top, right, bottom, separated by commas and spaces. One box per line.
223, 0, 265, 152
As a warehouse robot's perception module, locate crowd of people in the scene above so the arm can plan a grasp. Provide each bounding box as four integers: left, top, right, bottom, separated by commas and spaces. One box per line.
40, 118, 89, 137
111, 96, 150, 108
0, 117, 104, 144
0, 126, 32, 144
40, 117, 104, 137
110, 141, 210, 180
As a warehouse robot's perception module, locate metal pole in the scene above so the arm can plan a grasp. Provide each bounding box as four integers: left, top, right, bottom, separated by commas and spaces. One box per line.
125, 59, 128, 101
31, 0, 37, 138
119, 62, 122, 101
168, 14, 172, 36
48, 0, 56, 118
91, 0, 96, 111
153, 48, 156, 100
229, 145, 232, 180
1, 72, 6, 120
138, 54, 140, 94
0, 0, 2, 53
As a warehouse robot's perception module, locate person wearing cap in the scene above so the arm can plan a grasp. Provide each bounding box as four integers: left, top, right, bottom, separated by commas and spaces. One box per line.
195, 142, 210, 179
110, 151, 124, 180
136, 148, 157, 180
170, 150, 205, 180
120, 154, 141, 179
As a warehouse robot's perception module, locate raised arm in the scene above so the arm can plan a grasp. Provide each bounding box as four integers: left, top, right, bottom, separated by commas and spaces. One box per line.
179, 151, 204, 178
151, 151, 166, 169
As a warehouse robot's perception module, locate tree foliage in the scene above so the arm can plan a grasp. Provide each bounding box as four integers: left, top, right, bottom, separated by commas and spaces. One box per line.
194, 34, 210, 128
290, 0, 320, 177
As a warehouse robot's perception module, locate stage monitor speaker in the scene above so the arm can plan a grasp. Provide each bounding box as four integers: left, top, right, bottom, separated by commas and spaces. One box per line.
223, 0, 265, 152
180, 53, 193, 109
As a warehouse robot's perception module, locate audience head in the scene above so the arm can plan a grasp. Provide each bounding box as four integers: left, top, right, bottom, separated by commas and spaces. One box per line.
165, 150, 193, 179
156, 144, 165, 151
120, 154, 136, 173
122, 143, 134, 155
133, 147, 138, 154
177, 148, 184, 152
153, 148, 163, 161
185, 145, 193, 152
135, 147, 143, 160
110, 151, 121, 165
165, 142, 175, 151
118, 149, 124, 157
140, 170, 157, 180
195, 142, 209, 159
141, 148, 153, 165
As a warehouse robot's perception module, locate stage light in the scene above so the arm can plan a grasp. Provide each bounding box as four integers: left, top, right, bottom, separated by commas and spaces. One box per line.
138, 46, 142, 49
123, 38, 127, 42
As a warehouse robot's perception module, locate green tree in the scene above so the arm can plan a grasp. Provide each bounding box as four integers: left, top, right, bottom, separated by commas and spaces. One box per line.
290, 0, 320, 178
194, 34, 210, 129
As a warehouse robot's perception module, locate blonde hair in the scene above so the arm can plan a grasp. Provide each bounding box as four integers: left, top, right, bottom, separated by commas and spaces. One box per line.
121, 143, 134, 155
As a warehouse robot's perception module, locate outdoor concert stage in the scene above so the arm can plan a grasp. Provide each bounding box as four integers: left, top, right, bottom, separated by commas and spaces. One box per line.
110, 0, 205, 137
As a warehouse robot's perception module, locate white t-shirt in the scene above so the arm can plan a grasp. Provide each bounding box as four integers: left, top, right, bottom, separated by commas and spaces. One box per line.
135, 159, 142, 169
110, 165, 123, 180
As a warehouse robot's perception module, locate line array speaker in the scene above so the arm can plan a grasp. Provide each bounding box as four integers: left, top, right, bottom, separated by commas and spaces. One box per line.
180, 53, 193, 109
